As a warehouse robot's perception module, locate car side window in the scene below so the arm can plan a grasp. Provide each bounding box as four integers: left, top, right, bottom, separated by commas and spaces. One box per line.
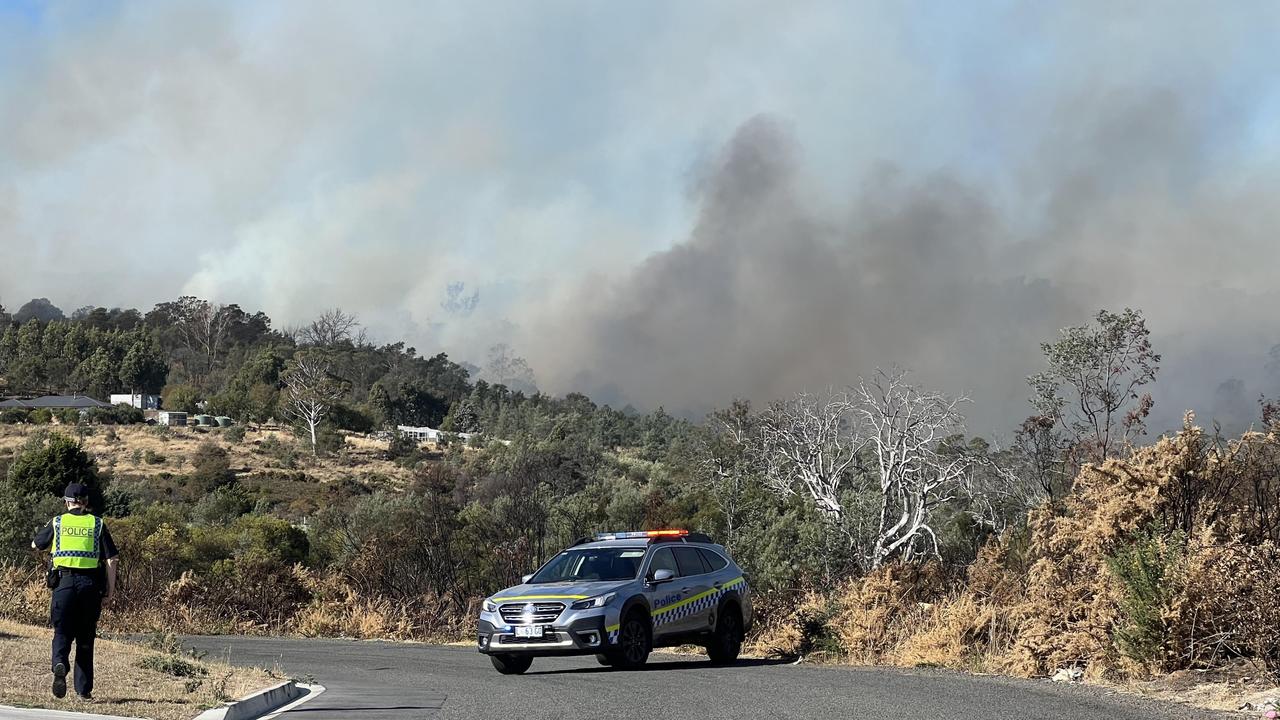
673, 547, 708, 577
698, 549, 728, 572
648, 547, 678, 577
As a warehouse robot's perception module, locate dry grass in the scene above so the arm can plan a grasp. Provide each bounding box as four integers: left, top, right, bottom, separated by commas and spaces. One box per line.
0, 618, 276, 720
0, 423, 419, 487
1104, 660, 1280, 713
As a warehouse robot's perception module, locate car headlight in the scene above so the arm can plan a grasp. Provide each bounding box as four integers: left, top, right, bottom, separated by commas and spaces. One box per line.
482, 599, 498, 613
570, 592, 616, 610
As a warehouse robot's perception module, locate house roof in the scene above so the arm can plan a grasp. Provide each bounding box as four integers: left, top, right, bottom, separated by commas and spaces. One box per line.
0, 395, 112, 409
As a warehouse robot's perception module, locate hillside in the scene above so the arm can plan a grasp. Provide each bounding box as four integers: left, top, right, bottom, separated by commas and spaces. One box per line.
0, 423, 421, 516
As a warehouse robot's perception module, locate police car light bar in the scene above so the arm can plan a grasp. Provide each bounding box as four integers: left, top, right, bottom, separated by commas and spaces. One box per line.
595, 529, 689, 541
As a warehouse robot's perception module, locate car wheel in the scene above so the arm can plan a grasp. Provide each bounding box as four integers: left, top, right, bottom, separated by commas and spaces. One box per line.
490, 653, 534, 675
595, 653, 614, 666
706, 606, 743, 665
607, 612, 651, 669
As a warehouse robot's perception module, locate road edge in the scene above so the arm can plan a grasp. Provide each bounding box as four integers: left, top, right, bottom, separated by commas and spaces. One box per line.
192, 680, 308, 720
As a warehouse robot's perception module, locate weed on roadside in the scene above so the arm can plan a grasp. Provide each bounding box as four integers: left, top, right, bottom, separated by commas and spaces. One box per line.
140, 654, 208, 679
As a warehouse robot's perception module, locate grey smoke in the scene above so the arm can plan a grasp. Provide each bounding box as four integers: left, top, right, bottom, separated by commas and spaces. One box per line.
2, 2, 1279, 436
520, 104, 1280, 435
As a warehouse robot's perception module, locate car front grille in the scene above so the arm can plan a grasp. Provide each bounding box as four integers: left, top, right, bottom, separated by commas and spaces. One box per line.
499, 602, 565, 625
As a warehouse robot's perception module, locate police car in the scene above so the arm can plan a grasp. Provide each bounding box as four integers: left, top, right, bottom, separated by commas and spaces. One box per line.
477, 530, 753, 674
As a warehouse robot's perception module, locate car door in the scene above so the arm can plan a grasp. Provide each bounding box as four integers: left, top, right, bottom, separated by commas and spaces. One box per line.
672, 546, 714, 633
645, 547, 689, 638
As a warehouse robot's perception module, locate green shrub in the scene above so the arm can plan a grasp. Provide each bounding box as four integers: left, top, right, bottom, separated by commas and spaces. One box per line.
191, 484, 253, 526
143, 449, 166, 465
0, 408, 28, 424
1106, 528, 1186, 668
222, 424, 247, 443
189, 442, 236, 495
29, 408, 52, 425
384, 430, 420, 461
257, 435, 300, 469
88, 405, 145, 425
55, 408, 81, 425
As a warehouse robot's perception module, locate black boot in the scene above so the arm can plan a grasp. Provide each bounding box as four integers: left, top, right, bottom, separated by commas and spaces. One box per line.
52, 662, 67, 698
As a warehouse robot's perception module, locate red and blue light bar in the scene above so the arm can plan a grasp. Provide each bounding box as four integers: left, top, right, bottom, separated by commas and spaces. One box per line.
595, 529, 689, 541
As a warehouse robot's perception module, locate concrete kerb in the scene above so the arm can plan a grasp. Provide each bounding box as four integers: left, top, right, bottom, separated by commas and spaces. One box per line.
193, 680, 318, 720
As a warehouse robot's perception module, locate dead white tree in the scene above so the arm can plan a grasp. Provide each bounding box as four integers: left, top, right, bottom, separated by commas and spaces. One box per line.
284, 357, 346, 455
759, 390, 865, 525
298, 308, 366, 347
164, 296, 238, 376
855, 368, 971, 568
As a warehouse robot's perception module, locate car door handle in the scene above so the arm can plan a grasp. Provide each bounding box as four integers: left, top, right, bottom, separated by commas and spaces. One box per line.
713, 582, 723, 589
681, 587, 691, 593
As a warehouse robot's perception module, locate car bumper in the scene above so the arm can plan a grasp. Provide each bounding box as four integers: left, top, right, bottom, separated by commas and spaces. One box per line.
477, 613, 615, 656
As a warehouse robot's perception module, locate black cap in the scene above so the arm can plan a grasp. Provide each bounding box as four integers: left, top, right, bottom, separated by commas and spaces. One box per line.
63, 483, 89, 500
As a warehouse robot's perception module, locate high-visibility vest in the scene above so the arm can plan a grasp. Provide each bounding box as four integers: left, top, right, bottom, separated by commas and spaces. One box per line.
52, 513, 102, 569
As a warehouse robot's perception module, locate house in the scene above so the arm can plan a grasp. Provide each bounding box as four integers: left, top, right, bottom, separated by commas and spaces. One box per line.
110, 393, 161, 410
0, 395, 111, 409
394, 425, 509, 446
396, 425, 476, 443
156, 411, 188, 427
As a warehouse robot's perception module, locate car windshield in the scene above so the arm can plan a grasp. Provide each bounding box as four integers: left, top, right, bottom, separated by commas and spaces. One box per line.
529, 547, 646, 583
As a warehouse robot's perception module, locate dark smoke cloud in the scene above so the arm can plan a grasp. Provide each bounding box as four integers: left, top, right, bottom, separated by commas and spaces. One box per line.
524, 105, 1280, 435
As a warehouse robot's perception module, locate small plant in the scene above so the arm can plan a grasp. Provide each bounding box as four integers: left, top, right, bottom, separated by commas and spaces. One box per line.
140, 654, 208, 679
146, 631, 182, 654
212, 671, 233, 703
150, 424, 172, 441
223, 424, 247, 443
184, 679, 203, 694
143, 449, 166, 465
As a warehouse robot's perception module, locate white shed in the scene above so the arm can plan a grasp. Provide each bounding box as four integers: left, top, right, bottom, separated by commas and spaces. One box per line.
156, 411, 188, 427
111, 393, 161, 410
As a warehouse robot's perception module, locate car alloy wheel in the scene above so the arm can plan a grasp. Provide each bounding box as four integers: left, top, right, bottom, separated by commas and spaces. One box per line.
619, 616, 649, 665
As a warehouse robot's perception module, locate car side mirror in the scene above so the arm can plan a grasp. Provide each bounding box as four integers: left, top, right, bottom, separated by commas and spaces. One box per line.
521, 574, 534, 584
648, 568, 676, 585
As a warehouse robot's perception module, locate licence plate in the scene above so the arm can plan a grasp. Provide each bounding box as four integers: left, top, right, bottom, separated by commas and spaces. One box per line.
514, 626, 544, 638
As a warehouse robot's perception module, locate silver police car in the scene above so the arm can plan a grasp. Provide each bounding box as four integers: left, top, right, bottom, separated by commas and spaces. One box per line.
477, 530, 753, 674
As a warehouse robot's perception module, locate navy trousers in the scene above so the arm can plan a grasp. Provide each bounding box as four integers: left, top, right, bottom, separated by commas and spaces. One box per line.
50, 572, 103, 697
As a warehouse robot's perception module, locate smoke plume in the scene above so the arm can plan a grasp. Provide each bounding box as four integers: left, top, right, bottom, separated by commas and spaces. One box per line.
2, 2, 1279, 434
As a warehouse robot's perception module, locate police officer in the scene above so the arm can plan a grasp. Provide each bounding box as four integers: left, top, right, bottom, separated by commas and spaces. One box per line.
30, 482, 119, 700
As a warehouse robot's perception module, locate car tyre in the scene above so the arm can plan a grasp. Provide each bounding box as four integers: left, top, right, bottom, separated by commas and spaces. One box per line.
595, 653, 614, 666
706, 606, 743, 665
490, 653, 534, 675
607, 611, 651, 669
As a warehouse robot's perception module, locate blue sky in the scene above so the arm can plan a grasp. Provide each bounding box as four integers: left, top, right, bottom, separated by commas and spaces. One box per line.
2, 1, 1279, 430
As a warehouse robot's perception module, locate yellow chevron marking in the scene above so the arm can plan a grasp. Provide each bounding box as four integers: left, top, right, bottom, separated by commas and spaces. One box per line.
652, 577, 744, 617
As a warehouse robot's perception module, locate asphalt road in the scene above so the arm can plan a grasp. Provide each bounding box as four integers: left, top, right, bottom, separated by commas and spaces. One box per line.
186, 636, 1227, 720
